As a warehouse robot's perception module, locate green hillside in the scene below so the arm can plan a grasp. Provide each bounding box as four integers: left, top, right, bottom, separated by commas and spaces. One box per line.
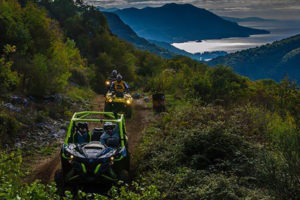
209, 34, 300, 82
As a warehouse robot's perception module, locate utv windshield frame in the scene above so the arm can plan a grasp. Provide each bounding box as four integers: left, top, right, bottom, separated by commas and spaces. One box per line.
65, 111, 126, 147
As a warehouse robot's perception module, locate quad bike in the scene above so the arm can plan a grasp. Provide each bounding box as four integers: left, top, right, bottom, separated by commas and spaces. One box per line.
104, 92, 133, 118
55, 111, 130, 192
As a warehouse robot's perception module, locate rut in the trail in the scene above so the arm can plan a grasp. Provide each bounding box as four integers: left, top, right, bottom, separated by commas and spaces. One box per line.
31, 95, 151, 184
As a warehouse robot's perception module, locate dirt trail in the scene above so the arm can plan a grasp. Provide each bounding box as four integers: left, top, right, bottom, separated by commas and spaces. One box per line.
31, 94, 151, 184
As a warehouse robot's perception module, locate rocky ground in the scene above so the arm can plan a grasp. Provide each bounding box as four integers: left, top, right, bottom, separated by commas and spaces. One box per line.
0, 94, 91, 175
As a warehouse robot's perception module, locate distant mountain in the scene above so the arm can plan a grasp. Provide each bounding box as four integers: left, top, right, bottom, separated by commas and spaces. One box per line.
97, 7, 119, 12
103, 12, 175, 58
115, 3, 269, 43
103, 12, 226, 60
209, 34, 300, 82
222, 16, 277, 23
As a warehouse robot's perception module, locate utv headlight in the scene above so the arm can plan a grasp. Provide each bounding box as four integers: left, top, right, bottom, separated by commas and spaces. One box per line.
105, 80, 110, 86
108, 98, 113, 103
110, 156, 115, 165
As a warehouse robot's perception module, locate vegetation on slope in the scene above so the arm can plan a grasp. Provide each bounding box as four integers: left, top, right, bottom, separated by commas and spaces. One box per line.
0, 0, 89, 97
39, 0, 166, 93
136, 63, 299, 200
136, 102, 299, 199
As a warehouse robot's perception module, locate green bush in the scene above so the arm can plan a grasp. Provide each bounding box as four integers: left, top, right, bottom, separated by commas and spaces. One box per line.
0, 112, 20, 147
0, 45, 19, 93
135, 102, 299, 199
0, 151, 162, 199
141, 168, 273, 200
69, 67, 90, 87
0, 0, 89, 96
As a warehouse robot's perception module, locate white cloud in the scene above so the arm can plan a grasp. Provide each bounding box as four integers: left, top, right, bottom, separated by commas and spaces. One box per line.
85, 0, 300, 20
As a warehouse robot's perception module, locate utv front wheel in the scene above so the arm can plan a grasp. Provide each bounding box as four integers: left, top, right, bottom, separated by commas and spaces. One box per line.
54, 169, 65, 195
118, 169, 130, 183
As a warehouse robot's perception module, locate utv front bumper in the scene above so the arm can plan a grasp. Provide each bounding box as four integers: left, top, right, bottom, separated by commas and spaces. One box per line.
62, 157, 128, 184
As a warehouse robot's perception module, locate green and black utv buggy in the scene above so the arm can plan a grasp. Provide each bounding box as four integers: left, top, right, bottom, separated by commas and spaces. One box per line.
55, 111, 130, 191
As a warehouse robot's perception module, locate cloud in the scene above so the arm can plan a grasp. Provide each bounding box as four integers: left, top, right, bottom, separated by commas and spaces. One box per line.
85, 0, 300, 19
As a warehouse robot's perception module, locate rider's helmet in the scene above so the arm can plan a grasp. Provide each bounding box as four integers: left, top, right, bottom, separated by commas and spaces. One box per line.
116, 74, 122, 83
77, 122, 88, 134
103, 122, 116, 135
112, 70, 118, 77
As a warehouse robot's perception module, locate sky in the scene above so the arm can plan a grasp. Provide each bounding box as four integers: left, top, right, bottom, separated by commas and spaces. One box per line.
85, 0, 300, 20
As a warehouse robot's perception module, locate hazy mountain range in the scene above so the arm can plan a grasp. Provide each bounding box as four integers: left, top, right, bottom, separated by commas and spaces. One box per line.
114, 3, 269, 43
99, 3, 299, 82
103, 10, 227, 60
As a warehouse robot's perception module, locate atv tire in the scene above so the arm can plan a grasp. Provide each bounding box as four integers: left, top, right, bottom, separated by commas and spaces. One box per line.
126, 106, 132, 118
104, 102, 111, 112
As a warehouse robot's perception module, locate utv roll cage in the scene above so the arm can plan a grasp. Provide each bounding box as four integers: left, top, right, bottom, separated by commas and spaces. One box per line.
65, 111, 127, 147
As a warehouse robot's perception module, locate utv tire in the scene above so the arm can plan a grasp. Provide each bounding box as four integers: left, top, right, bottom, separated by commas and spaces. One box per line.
119, 169, 130, 183
54, 169, 65, 195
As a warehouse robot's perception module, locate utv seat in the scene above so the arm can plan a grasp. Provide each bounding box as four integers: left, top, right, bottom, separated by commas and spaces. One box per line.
70, 123, 89, 144
91, 128, 104, 141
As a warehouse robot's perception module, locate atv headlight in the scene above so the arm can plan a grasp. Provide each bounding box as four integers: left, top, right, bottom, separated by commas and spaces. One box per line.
108, 98, 113, 103
126, 99, 132, 105
105, 80, 110, 86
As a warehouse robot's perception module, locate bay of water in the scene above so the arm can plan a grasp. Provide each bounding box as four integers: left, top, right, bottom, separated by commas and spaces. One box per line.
172, 20, 300, 53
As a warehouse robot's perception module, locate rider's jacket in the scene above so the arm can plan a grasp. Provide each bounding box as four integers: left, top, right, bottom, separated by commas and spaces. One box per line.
109, 75, 117, 82
112, 80, 128, 93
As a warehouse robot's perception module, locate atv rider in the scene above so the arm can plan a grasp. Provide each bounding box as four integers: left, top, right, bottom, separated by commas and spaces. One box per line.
109, 70, 118, 82
111, 74, 129, 94
106, 69, 118, 91
100, 122, 120, 148
75, 122, 89, 143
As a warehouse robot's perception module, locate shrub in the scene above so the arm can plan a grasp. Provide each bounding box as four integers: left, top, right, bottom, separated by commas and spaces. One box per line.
0, 151, 162, 199
0, 45, 19, 93
135, 102, 299, 200
0, 112, 20, 147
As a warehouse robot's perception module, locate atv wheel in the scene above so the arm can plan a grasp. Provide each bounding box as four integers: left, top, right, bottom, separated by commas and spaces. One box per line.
126, 106, 132, 118
118, 169, 130, 183
54, 169, 65, 195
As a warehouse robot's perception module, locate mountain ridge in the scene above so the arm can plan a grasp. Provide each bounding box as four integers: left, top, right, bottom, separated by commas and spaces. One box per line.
102, 11, 176, 58
115, 3, 269, 43
209, 34, 300, 82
